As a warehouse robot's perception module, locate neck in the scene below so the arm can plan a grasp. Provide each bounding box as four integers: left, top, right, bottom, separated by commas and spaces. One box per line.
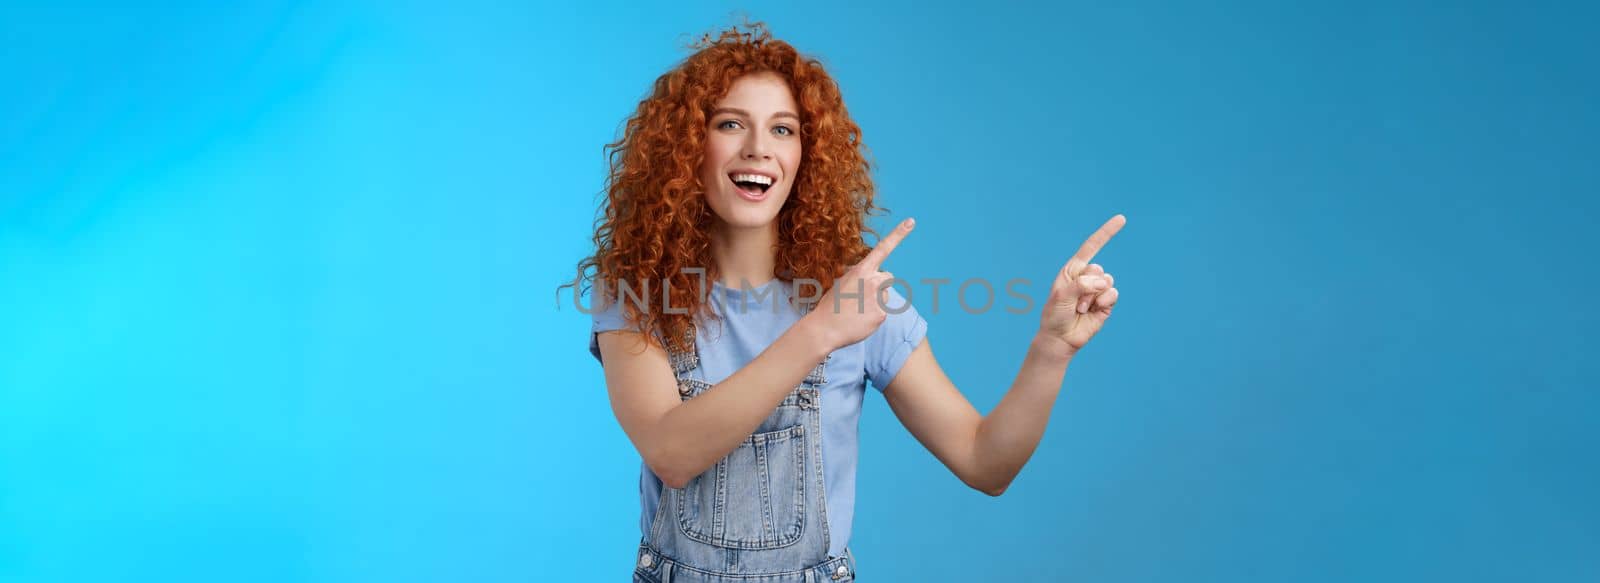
710, 220, 778, 289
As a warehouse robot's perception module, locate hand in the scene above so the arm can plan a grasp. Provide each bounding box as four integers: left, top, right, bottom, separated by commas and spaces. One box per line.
805, 218, 915, 351
1040, 214, 1125, 356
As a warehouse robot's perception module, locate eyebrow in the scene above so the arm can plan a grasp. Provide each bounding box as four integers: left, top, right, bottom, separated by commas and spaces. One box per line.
711, 107, 800, 121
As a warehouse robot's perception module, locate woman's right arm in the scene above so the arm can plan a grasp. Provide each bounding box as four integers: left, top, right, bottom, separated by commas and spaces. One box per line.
598, 318, 832, 489
599, 218, 915, 489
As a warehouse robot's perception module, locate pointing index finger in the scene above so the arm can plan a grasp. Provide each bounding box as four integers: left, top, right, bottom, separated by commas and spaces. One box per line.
1067, 214, 1126, 277
859, 218, 915, 271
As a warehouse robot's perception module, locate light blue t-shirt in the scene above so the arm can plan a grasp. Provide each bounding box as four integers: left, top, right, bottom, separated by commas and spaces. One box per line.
589, 278, 927, 557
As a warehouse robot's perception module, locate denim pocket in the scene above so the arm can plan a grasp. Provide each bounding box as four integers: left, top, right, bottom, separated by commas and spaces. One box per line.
676, 423, 808, 549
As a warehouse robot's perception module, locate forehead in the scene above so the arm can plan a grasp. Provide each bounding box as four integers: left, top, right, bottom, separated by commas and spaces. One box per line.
714, 72, 797, 114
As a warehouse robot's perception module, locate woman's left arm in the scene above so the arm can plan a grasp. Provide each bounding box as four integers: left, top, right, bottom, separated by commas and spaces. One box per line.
882, 215, 1126, 496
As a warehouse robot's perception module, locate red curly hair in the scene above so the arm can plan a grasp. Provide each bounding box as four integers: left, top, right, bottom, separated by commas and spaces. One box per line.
569, 21, 882, 353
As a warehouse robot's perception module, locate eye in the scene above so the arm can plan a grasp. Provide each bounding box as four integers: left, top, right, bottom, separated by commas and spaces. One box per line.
773, 125, 795, 136
716, 119, 742, 130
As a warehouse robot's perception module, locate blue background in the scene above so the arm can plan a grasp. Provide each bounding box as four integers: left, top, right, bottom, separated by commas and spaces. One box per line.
2, 1, 1596, 581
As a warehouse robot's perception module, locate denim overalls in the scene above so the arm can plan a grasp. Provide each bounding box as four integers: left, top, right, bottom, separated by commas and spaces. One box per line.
632, 327, 858, 582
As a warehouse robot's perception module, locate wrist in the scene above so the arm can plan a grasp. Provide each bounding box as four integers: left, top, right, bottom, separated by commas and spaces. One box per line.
793, 313, 840, 359
1031, 331, 1077, 364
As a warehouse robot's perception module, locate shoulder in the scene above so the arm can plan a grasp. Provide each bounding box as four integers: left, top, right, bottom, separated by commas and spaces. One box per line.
588, 292, 640, 362
861, 286, 928, 392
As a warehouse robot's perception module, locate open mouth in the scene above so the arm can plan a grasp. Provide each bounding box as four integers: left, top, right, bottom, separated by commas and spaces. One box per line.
728, 172, 774, 199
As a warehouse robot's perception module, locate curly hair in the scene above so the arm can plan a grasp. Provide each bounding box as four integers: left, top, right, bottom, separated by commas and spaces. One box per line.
567, 21, 882, 353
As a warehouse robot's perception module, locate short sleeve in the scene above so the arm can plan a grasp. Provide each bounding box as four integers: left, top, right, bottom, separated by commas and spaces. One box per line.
863, 286, 929, 392
588, 292, 638, 363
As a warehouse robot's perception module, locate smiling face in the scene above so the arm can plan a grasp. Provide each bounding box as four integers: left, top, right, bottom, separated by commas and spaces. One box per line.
699, 72, 803, 231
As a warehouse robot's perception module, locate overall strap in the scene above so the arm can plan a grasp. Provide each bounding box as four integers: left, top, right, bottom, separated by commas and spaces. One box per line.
804, 355, 828, 387
657, 325, 698, 383
794, 300, 830, 387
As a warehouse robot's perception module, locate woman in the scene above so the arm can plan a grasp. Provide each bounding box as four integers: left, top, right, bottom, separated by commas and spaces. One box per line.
572, 22, 1124, 582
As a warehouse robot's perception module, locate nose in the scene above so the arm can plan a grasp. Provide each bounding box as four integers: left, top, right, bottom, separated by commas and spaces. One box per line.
740, 130, 772, 161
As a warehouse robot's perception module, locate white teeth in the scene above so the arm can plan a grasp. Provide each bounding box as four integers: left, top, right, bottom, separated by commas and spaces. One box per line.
730, 173, 773, 186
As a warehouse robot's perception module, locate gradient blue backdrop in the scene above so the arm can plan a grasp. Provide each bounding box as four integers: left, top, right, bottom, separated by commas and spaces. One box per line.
2, 1, 1596, 581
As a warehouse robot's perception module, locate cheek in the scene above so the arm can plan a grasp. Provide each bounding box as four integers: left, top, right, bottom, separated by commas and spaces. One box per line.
781, 145, 802, 181
698, 156, 719, 185
698, 141, 725, 182
702, 136, 737, 166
